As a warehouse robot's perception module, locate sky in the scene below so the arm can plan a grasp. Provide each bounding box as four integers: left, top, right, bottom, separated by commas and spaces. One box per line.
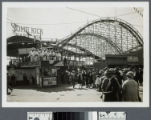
6, 3, 143, 41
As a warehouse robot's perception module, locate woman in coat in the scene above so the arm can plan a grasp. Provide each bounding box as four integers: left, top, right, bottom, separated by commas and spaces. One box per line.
122, 71, 140, 101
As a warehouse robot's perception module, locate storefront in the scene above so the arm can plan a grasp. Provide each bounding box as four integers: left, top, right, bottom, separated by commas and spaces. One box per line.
8, 67, 39, 86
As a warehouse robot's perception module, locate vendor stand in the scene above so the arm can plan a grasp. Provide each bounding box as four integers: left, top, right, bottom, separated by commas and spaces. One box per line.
41, 61, 57, 87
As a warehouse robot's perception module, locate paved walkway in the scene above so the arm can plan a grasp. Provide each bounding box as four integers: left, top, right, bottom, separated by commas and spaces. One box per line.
7, 84, 103, 102
7, 84, 143, 102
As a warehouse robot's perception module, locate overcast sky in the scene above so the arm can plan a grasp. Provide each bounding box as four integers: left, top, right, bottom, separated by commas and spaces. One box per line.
6, 4, 143, 41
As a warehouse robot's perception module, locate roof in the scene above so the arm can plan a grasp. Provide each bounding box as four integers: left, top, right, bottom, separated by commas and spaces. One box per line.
7, 36, 39, 57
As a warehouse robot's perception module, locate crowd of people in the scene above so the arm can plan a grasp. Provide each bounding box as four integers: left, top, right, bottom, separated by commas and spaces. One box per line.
27, 48, 62, 63
60, 66, 143, 102
9, 48, 69, 67
63, 68, 96, 89
7, 57, 143, 102
96, 67, 143, 102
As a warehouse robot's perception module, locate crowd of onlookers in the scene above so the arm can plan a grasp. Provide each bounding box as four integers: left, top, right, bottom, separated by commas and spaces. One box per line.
59, 66, 143, 102
26, 48, 62, 63
7, 63, 143, 102
8, 48, 64, 67
95, 67, 143, 102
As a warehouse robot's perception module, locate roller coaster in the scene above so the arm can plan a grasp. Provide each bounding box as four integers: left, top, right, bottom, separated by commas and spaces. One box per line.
7, 17, 143, 63
7, 17, 144, 87
56, 18, 143, 60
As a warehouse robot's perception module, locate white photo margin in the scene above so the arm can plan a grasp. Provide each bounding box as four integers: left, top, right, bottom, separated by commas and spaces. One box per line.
2, 2, 149, 107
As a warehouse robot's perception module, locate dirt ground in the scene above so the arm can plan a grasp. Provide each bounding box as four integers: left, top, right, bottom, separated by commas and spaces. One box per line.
7, 84, 143, 102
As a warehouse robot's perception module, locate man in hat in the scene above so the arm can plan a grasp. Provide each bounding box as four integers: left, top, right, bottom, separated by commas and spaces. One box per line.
122, 71, 140, 101
95, 75, 100, 90
71, 70, 76, 88
7, 73, 13, 95
101, 68, 121, 101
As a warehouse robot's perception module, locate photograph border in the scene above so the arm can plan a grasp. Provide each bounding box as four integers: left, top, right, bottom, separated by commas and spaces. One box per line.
2, 1, 149, 107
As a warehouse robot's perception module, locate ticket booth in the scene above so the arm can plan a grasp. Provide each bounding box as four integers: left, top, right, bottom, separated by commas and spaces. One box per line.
41, 61, 57, 87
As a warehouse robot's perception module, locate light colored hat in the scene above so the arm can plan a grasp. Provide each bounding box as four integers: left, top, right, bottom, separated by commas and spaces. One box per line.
126, 71, 134, 79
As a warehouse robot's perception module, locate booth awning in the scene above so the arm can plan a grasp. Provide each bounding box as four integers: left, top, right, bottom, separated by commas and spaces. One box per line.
7, 36, 40, 57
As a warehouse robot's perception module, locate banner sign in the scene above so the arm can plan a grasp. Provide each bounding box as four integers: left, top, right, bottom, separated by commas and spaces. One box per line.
127, 56, 139, 63
43, 77, 57, 86
11, 23, 43, 40
18, 48, 33, 55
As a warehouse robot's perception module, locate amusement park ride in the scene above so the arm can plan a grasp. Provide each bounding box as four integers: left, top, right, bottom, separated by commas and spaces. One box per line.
7, 17, 143, 87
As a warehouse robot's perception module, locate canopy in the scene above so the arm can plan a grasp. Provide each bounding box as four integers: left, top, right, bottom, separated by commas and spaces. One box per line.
7, 36, 39, 57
